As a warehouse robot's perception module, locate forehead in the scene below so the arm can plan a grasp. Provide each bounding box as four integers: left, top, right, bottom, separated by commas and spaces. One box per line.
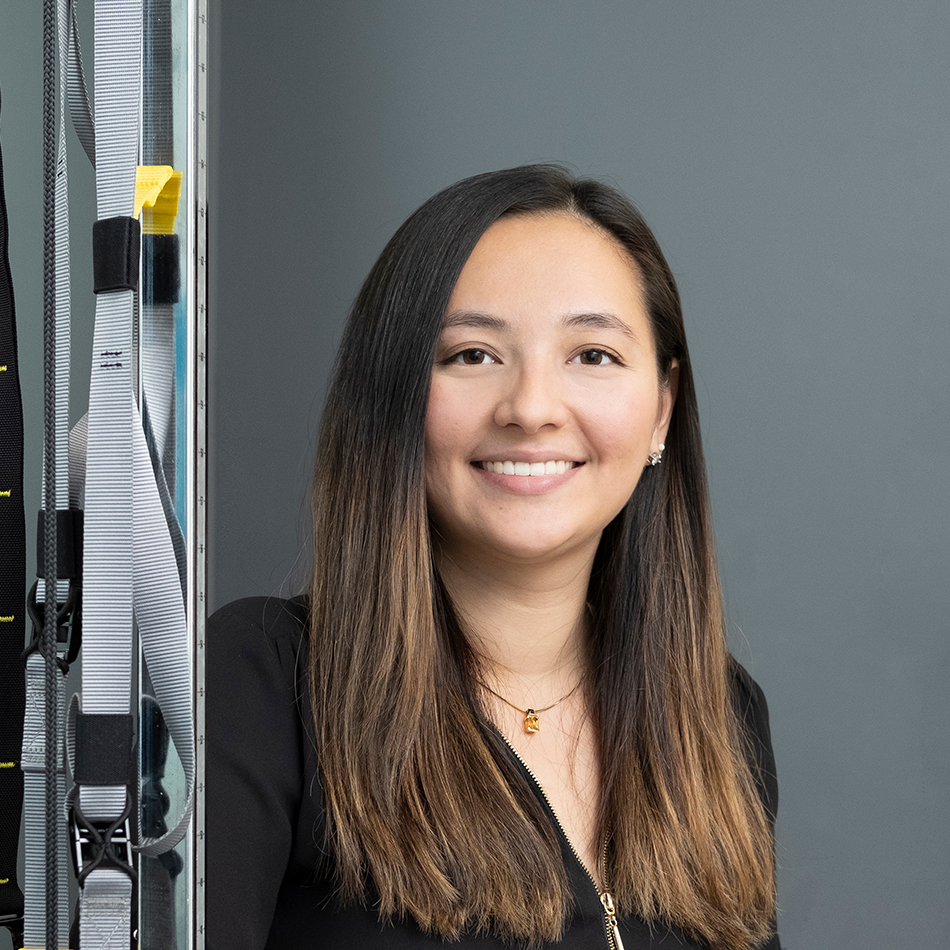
446, 212, 647, 327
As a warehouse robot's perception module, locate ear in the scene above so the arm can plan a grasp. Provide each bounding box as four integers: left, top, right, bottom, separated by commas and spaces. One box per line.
653, 358, 679, 450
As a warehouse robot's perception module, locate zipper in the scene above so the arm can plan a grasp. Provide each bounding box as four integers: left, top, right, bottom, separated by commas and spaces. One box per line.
600, 891, 625, 950
497, 732, 624, 950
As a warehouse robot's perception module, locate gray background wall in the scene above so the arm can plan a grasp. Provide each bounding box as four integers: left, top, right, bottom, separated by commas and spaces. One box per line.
2, 2, 948, 948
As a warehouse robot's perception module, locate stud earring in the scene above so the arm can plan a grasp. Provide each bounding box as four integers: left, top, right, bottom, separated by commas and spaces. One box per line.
648, 443, 665, 466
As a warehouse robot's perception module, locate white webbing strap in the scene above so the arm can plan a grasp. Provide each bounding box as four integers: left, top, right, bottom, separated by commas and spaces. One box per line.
71, 399, 193, 939
132, 402, 193, 855
141, 306, 174, 464
21, 654, 69, 948
66, 0, 96, 169
74, 0, 195, 942
77, 290, 135, 949
50, 0, 72, 530
74, 0, 141, 944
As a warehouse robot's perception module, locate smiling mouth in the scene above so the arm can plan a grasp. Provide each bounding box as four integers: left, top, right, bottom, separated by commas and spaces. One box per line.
477, 460, 579, 476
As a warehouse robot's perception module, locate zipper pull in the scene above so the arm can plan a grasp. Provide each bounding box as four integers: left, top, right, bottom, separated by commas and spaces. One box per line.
601, 892, 625, 950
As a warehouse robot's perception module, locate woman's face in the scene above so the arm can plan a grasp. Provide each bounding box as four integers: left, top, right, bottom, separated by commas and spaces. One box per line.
425, 212, 675, 569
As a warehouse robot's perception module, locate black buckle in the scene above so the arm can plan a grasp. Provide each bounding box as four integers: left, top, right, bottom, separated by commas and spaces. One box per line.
24, 579, 82, 668
68, 786, 138, 886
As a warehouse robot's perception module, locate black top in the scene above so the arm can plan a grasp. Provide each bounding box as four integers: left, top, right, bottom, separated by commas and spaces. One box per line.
207, 596, 780, 950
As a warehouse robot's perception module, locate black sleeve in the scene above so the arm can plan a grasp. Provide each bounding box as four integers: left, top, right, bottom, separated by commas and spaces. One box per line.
206, 597, 307, 949
730, 659, 781, 950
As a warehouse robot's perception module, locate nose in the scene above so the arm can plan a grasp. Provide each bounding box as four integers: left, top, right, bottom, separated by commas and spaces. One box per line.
492, 363, 568, 434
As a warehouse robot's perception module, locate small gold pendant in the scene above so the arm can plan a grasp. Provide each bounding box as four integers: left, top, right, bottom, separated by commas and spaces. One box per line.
524, 710, 540, 734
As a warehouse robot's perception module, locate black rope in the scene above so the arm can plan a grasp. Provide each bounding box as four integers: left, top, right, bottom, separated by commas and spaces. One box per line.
42, 0, 60, 945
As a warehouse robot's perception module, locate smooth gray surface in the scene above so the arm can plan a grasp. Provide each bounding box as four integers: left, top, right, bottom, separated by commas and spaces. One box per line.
2, 2, 947, 948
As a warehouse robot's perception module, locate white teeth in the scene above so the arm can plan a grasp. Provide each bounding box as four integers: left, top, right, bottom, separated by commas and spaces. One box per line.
481, 460, 575, 476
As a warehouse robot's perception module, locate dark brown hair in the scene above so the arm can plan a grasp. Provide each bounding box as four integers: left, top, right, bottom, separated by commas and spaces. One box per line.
309, 165, 776, 948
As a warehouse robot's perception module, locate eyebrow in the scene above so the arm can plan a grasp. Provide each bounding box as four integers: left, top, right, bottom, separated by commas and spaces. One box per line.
562, 311, 637, 340
441, 310, 509, 332
442, 309, 638, 340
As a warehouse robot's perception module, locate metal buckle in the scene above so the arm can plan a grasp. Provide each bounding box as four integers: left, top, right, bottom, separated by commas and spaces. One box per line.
68, 785, 138, 885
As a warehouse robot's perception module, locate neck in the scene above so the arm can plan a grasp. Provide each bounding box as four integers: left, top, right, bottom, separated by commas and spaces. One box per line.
436, 543, 595, 688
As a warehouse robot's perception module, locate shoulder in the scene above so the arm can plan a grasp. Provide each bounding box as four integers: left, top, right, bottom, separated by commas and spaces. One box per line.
729, 658, 771, 734
207, 595, 311, 740
209, 594, 308, 645
208, 594, 308, 672
728, 657, 779, 823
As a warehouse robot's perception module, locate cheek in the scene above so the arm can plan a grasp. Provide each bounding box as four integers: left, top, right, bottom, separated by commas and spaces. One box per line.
423, 379, 480, 505
582, 388, 659, 462
425, 375, 495, 460
423, 379, 460, 468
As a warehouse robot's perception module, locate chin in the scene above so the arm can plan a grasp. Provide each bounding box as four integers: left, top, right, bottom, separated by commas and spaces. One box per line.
478, 527, 595, 566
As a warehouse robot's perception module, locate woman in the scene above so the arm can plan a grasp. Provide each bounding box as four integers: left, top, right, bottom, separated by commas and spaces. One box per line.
208, 165, 780, 949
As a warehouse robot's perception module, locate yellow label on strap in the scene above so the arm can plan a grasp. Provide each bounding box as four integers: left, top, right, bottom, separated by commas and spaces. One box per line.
134, 165, 183, 235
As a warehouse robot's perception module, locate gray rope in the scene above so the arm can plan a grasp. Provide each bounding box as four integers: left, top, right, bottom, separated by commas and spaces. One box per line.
42, 0, 60, 946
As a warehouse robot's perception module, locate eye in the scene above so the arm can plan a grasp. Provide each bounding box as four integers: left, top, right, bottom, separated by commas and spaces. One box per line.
448, 348, 496, 365
572, 349, 616, 366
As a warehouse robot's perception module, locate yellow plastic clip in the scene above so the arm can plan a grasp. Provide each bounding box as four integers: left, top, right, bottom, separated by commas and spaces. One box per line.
134, 165, 183, 235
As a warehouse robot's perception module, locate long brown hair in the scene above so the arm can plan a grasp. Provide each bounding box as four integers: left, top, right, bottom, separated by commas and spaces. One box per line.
309, 166, 776, 948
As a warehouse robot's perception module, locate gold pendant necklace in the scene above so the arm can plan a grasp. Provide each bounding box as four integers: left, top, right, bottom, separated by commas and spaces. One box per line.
482, 675, 585, 734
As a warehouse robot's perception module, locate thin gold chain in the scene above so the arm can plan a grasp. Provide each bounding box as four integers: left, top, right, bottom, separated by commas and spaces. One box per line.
481, 673, 585, 716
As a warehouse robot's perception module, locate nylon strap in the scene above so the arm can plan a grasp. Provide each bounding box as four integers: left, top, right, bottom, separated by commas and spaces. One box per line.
74, 0, 194, 945
74, 0, 143, 943
14, 2, 195, 944
67, 0, 95, 168
22, 654, 69, 948
0, 83, 27, 949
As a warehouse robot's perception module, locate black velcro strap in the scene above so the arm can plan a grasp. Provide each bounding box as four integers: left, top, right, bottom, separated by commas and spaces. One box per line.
143, 233, 180, 304
35, 508, 84, 579
92, 216, 141, 293
74, 713, 136, 786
